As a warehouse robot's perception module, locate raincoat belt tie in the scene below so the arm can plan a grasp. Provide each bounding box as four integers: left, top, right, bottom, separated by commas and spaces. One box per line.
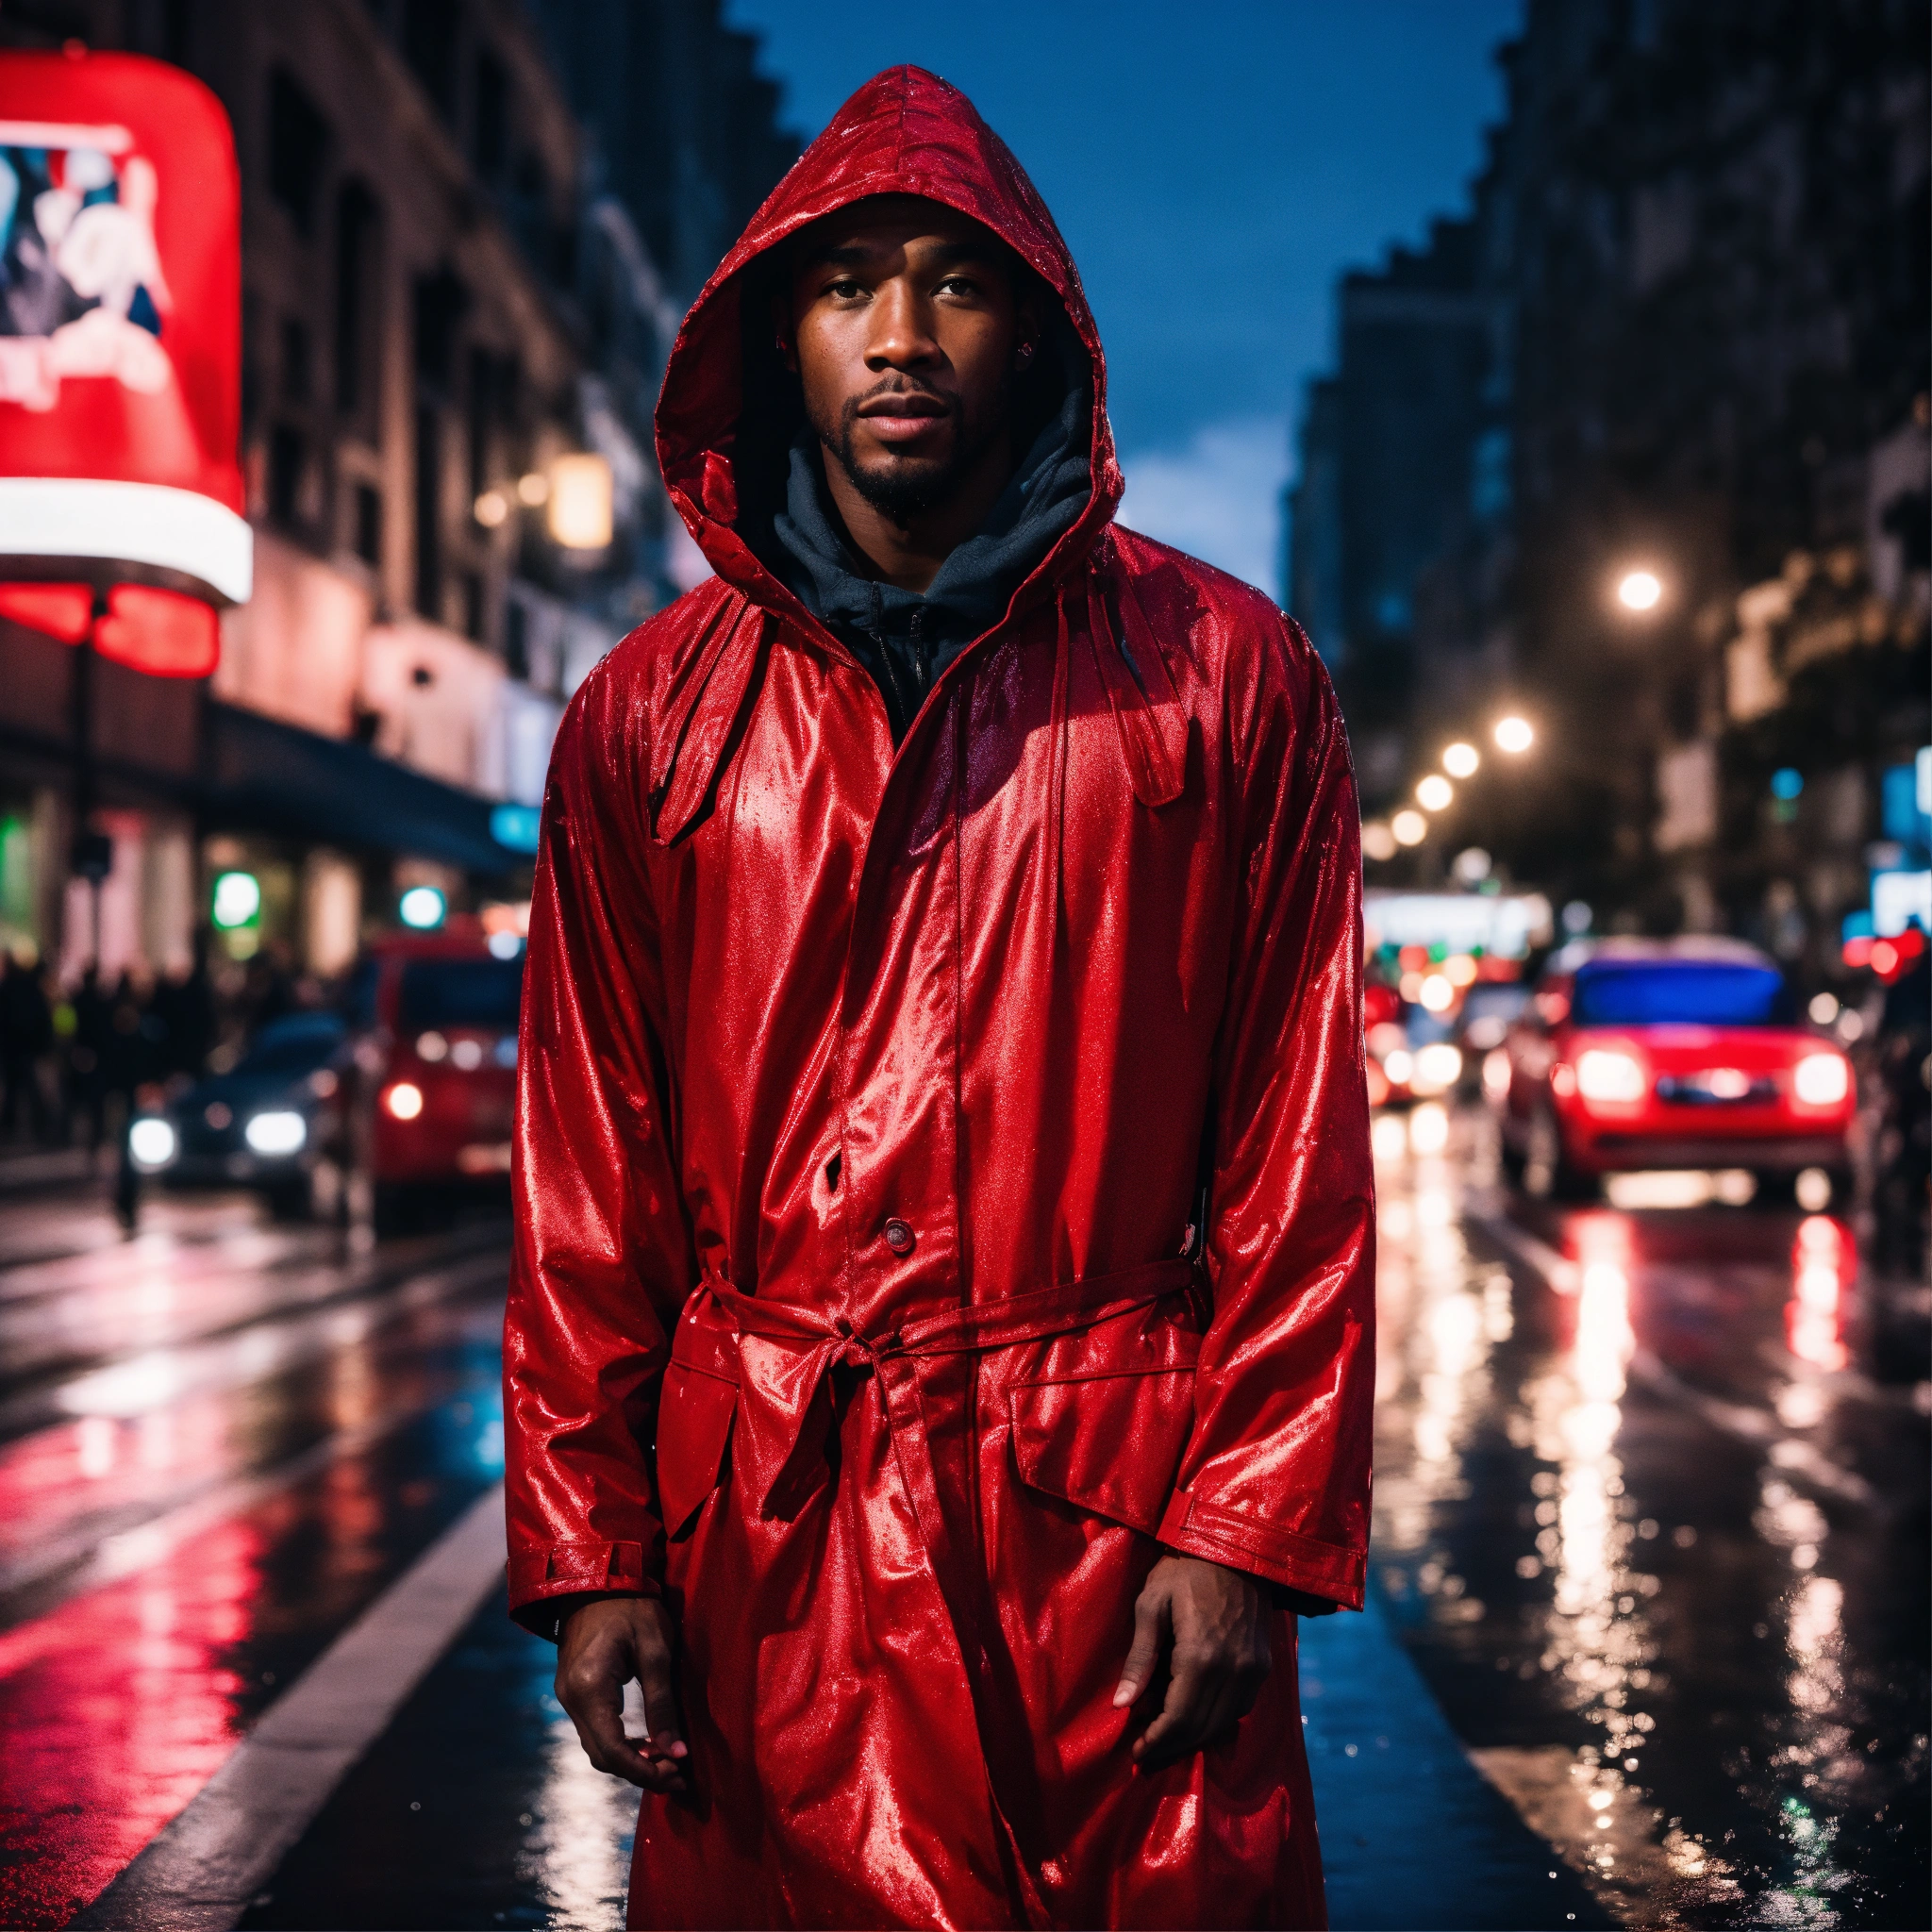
673, 1258, 1201, 1526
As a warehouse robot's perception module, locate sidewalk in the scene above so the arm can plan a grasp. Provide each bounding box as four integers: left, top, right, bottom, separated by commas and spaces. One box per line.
1302, 1587, 1608, 1930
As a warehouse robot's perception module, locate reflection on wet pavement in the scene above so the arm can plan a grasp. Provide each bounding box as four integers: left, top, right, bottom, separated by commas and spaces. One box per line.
0, 1186, 509, 1930
1371, 1105, 1929, 1926
1, 1141, 1924, 1930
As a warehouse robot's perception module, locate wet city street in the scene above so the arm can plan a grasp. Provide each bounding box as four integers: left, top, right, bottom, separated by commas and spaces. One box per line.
0, 1120, 1924, 1931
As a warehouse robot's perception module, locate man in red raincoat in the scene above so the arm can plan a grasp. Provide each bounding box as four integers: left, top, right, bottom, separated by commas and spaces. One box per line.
505, 66, 1374, 1931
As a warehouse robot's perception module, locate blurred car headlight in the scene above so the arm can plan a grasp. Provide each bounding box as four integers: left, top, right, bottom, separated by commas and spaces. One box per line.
383, 1081, 425, 1121
1482, 1046, 1512, 1101
1792, 1052, 1851, 1107
128, 1117, 178, 1172
1419, 974, 1455, 1013
1382, 1048, 1415, 1088
1411, 1042, 1463, 1094
1575, 1048, 1646, 1103
244, 1110, 308, 1156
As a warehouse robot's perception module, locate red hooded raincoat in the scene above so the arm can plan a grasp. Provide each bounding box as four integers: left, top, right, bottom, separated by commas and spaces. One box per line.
505, 66, 1374, 1931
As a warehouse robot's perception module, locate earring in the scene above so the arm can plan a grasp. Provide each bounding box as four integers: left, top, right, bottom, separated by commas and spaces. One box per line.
1017, 341, 1035, 363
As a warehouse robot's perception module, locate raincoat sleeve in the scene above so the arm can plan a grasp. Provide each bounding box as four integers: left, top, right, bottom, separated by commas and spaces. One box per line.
503, 665, 695, 1639
1155, 615, 1375, 1611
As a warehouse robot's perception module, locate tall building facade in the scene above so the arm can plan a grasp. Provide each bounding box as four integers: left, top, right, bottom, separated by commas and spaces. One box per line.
1290, 0, 1929, 970
0, 0, 794, 984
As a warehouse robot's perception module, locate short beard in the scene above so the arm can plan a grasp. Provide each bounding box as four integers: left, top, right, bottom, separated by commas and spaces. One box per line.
814, 384, 1009, 525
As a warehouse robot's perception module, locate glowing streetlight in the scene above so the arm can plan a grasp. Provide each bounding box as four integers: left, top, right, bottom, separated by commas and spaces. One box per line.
1416, 774, 1454, 812
548, 454, 614, 549
1442, 741, 1480, 778
473, 491, 508, 528
1391, 808, 1428, 847
1493, 715, 1534, 754
1616, 568, 1663, 612
1361, 821, 1398, 862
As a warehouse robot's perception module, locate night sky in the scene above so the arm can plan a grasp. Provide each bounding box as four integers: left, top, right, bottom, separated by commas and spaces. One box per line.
724, 0, 1522, 598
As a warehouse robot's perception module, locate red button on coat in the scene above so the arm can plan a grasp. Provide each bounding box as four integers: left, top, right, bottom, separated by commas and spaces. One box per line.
882, 1218, 915, 1256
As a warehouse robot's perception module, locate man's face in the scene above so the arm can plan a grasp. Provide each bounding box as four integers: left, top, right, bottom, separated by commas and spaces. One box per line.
786, 196, 1033, 524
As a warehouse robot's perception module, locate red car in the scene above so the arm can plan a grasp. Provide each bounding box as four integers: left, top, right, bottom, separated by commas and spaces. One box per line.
342, 922, 525, 1222
1497, 937, 1855, 1202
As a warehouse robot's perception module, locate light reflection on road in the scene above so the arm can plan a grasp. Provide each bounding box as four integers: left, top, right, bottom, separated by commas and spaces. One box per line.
1369, 1105, 1924, 1926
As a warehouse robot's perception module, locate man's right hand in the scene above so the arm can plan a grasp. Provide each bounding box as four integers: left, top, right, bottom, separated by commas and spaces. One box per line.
555, 1596, 689, 1791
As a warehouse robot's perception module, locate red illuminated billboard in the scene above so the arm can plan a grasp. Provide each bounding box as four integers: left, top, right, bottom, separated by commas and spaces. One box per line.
0, 48, 248, 676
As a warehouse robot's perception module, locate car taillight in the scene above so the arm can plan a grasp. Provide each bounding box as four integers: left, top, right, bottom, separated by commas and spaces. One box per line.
382, 1081, 425, 1121
1575, 1048, 1646, 1103
1792, 1053, 1851, 1107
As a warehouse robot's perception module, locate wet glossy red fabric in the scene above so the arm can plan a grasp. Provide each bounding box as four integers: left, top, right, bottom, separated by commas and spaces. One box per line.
504, 66, 1374, 1932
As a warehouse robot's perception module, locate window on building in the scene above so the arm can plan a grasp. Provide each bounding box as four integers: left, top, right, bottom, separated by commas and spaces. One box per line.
353, 483, 382, 567
412, 268, 467, 394
163, 0, 194, 62
267, 69, 330, 239
473, 46, 508, 179
268, 425, 307, 527
401, 0, 460, 125
467, 346, 506, 502
334, 180, 383, 428
503, 593, 529, 681
462, 571, 486, 643
280, 317, 311, 404
414, 405, 441, 620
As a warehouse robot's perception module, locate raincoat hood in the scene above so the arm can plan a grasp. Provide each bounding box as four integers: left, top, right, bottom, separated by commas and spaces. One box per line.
655, 65, 1123, 619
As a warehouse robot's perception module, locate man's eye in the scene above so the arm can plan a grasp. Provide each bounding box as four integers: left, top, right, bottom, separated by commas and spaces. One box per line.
937, 275, 979, 297
824, 278, 864, 300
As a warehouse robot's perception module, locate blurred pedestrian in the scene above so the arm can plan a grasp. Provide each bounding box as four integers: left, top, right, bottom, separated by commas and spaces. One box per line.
0, 950, 55, 1144
149, 941, 216, 1082
507, 69, 1373, 1932
66, 964, 111, 1150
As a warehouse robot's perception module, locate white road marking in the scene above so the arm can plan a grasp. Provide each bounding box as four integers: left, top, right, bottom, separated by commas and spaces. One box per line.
69, 1483, 508, 1932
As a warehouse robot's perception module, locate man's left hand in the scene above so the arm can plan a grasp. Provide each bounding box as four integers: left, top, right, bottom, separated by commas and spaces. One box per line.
1113, 1554, 1273, 1768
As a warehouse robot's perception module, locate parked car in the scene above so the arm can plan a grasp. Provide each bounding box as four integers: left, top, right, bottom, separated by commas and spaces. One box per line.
342, 923, 525, 1226
125, 1009, 348, 1219
1496, 937, 1856, 1202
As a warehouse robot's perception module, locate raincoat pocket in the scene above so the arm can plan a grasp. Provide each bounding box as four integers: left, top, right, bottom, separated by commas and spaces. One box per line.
656, 1361, 738, 1539
1008, 1363, 1196, 1536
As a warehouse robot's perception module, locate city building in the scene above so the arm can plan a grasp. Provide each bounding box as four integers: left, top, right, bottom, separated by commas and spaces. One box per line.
0, 0, 794, 989
1289, 0, 1930, 968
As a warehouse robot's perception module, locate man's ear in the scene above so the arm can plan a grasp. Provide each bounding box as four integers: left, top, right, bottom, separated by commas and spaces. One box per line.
1012, 285, 1044, 368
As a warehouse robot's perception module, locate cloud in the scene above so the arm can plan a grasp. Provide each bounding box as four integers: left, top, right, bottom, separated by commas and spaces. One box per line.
1114, 416, 1291, 605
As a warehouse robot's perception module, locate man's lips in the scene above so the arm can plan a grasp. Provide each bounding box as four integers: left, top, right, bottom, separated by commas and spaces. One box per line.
856, 391, 951, 437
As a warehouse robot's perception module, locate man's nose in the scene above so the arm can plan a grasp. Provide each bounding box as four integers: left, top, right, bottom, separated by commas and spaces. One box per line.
864, 282, 939, 369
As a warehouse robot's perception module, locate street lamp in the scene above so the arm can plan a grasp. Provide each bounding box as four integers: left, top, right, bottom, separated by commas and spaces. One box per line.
1416, 774, 1454, 812
548, 454, 614, 549
1616, 568, 1663, 612
1391, 808, 1428, 847
1442, 741, 1480, 778
1493, 715, 1534, 754
1361, 821, 1398, 862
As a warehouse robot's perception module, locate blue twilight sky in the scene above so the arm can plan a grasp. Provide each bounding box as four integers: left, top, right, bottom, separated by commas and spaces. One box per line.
722, 0, 1523, 600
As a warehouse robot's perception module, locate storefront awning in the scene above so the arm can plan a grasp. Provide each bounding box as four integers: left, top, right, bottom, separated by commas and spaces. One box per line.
204, 702, 527, 876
